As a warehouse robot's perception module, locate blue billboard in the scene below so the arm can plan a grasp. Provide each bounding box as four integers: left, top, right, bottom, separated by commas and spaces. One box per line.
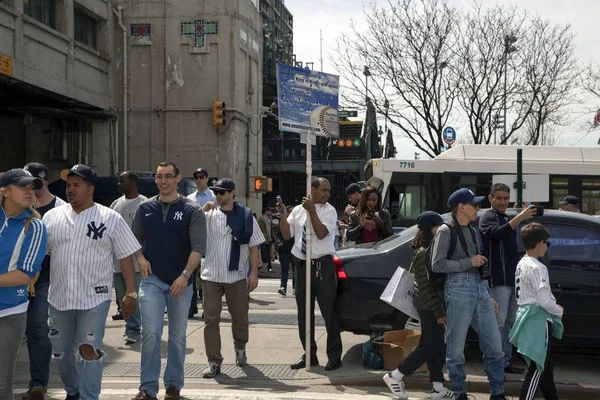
276, 63, 340, 139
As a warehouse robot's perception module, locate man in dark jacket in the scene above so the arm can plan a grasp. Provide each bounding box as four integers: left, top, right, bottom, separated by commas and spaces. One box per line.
479, 183, 536, 374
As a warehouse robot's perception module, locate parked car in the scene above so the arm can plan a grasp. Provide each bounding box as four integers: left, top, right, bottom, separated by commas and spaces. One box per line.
48, 175, 197, 207
334, 209, 600, 347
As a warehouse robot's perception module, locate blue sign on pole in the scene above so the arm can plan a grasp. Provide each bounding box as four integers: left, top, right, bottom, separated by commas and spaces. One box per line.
443, 127, 456, 145
276, 63, 340, 139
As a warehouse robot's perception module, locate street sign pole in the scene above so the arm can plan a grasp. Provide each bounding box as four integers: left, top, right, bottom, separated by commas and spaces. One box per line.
304, 129, 313, 372
517, 149, 523, 206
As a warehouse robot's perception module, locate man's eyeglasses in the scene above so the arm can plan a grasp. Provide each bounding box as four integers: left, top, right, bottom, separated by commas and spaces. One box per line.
544, 240, 551, 247
214, 190, 230, 196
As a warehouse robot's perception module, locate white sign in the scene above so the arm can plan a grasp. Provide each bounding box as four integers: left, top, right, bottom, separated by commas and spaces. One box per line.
299, 132, 316, 145
492, 174, 550, 203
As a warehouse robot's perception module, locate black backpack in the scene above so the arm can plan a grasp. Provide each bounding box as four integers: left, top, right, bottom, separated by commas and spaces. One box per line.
425, 217, 478, 282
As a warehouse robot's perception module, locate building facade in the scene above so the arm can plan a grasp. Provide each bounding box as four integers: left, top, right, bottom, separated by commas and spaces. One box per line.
0, 0, 264, 209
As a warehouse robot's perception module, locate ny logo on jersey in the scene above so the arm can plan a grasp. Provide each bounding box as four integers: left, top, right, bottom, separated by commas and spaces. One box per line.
174, 211, 183, 221
87, 221, 107, 240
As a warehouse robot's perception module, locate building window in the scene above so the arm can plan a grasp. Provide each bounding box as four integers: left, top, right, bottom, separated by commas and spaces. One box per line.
74, 7, 97, 48
23, 0, 56, 29
130, 23, 151, 37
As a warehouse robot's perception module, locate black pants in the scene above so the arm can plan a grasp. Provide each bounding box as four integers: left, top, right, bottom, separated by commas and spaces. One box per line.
397, 308, 445, 382
520, 321, 558, 400
261, 243, 272, 268
292, 255, 342, 362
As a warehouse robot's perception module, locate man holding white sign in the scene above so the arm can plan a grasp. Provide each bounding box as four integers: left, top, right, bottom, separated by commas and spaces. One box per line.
277, 177, 342, 372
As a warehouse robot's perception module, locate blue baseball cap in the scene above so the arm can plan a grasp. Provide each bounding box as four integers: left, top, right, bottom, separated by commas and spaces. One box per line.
448, 188, 485, 208
211, 178, 235, 192
0, 169, 44, 189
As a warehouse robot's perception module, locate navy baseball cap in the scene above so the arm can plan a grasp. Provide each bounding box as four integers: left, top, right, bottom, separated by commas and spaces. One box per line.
194, 168, 209, 178
0, 168, 44, 189
60, 164, 98, 186
448, 188, 485, 208
416, 211, 445, 230
24, 162, 50, 181
559, 195, 580, 206
345, 183, 363, 196
211, 178, 235, 192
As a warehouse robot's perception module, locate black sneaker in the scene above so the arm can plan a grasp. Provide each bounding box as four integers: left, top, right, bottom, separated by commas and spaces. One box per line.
490, 394, 509, 400
112, 311, 123, 321
65, 393, 80, 400
456, 394, 469, 400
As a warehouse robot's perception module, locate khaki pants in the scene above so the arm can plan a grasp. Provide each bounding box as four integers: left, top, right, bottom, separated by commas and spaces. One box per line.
202, 279, 249, 365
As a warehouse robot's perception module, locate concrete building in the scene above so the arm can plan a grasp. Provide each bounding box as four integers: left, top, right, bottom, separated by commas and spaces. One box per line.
0, 0, 264, 209
0, 0, 114, 180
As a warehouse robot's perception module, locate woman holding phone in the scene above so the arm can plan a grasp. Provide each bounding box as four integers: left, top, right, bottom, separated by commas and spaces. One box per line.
346, 186, 393, 244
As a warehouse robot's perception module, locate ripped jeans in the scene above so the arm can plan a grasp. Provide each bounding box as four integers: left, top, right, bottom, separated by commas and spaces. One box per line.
48, 301, 110, 400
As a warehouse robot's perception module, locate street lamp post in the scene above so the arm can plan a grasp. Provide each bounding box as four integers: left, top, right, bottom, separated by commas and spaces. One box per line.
363, 66, 371, 107
503, 34, 517, 144
384, 99, 389, 134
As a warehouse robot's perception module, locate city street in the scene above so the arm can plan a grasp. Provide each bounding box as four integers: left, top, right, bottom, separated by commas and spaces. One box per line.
12, 272, 600, 400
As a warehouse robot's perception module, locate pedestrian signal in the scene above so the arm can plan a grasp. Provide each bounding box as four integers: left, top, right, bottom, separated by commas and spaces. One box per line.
252, 176, 272, 193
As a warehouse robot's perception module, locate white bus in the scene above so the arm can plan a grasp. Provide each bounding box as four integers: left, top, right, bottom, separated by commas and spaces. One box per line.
365, 144, 600, 228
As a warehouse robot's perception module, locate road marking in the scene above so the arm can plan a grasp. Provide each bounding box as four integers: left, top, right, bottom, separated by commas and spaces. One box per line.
15, 388, 406, 399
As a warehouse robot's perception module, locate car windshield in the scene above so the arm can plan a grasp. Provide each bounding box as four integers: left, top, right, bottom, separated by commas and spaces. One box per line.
372, 224, 419, 251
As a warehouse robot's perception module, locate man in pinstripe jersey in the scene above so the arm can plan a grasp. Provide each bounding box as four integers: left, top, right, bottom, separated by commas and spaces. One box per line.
42, 164, 140, 400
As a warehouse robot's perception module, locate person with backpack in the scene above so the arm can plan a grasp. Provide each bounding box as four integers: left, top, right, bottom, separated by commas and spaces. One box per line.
0, 169, 48, 400
383, 211, 453, 400
431, 188, 507, 400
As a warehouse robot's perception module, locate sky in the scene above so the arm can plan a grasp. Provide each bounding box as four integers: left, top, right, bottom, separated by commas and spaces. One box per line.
284, 0, 600, 159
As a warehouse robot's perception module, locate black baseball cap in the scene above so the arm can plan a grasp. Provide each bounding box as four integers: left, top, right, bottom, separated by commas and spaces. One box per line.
345, 183, 363, 196
211, 178, 235, 192
60, 164, 98, 186
194, 168, 209, 178
0, 168, 44, 189
559, 195, 580, 206
24, 162, 50, 181
416, 211, 444, 230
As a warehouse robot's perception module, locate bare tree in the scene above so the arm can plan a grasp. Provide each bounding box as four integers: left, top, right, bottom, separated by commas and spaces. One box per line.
518, 17, 580, 145
331, 0, 461, 158
581, 64, 600, 132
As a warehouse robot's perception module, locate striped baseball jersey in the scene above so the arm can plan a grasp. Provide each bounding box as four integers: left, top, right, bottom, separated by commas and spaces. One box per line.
515, 255, 563, 317
201, 207, 265, 284
110, 195, 148, 272
43, 203, 141, 311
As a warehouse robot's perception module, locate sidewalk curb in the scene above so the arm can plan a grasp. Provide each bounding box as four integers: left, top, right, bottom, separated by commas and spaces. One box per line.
325, 373, 600, 400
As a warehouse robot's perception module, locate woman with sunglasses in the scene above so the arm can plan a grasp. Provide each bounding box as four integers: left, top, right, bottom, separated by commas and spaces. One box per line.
346, 186, 393, 244
383, 211, 453, 399
0, 169, 48, 399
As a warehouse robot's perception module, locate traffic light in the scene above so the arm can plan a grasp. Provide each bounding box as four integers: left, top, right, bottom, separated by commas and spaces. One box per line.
212, 98, 225, 128
252, 176, 272, 193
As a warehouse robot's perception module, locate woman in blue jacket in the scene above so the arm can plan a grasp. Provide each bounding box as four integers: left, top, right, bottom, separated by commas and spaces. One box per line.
0, 169, 48, 399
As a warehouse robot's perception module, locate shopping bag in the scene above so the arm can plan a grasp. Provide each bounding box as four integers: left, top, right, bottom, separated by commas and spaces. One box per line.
380, 266, 419, 320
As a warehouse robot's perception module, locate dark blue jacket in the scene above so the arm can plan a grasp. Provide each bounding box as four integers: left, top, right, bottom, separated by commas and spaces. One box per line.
479, 209, 519, 287
132, 196, 207, 286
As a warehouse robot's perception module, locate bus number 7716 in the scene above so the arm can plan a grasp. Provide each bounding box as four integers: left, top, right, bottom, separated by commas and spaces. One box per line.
400, 162, 415, 168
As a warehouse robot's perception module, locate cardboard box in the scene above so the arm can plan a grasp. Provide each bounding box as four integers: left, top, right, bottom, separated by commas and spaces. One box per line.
380, 329, 427, 373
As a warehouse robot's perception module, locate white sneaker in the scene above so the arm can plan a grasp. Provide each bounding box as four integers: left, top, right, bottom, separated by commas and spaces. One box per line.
383, 372, 408, 400
431, 388, 454, 399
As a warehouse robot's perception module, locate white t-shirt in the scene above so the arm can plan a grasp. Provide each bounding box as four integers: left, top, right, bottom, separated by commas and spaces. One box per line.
110, 195, 148, 272
287, 203, 337, 260
515, 255, 563, 318
43, 204, 141, 311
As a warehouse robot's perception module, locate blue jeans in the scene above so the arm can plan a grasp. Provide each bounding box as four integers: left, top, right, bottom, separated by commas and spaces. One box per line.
113, 272, 142, 339
48, 300, 111, 400
139, 274, 193, 397
279, 252, 295, 290
445, 273, 504, 396
490, 285, 517, 367
26, 281, 52, 389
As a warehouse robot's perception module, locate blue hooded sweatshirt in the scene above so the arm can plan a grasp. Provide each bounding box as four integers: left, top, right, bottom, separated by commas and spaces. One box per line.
0, 206, 47, 315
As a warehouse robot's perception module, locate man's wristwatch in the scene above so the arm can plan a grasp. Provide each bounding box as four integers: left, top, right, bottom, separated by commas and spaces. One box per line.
126, 292, 138, 300
182, 270, 192, 279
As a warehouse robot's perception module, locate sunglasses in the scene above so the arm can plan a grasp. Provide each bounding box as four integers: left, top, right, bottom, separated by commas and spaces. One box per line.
194, 175, 206, 180
467, 202, 480, 208
214, 190, 230, 196
544, 240, 551, 247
